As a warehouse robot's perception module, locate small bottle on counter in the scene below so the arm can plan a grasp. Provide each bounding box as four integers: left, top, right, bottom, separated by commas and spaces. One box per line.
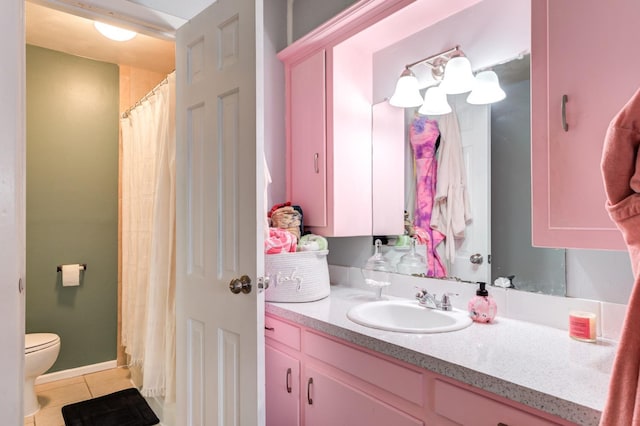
468, 282, 497, 323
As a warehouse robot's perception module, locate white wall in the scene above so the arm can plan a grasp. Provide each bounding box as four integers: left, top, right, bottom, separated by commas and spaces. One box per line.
264, 0, 288, 208
0, 1, 26, 422
291, 0, 357, 42
567, 249, 633, 304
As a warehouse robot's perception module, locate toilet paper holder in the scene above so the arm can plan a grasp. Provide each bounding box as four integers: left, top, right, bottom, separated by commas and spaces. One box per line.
56, 264, 87, 272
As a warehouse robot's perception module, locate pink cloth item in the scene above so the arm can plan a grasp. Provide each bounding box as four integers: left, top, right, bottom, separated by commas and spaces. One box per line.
409, 116, 446, 277
265, 227, 297, 254
600, 88, 640, 426
412, 226, 430, 246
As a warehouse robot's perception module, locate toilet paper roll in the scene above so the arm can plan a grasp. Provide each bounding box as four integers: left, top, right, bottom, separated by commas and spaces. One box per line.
62, 264, 81, 287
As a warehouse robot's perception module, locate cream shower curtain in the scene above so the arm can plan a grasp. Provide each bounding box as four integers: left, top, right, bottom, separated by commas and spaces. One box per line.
120, 72, 176, 402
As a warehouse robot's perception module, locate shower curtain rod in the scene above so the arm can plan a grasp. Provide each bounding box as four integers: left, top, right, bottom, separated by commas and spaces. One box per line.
121, 71, 174, 119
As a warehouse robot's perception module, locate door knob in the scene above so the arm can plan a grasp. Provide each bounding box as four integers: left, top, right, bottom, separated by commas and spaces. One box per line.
470, 253, 483, 265
229, 275, 252, 294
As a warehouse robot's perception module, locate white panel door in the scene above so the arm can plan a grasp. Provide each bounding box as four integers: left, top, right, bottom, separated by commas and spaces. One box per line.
176, 1, 265, 425
1, 1, 25, 423
446, 94, 491, 284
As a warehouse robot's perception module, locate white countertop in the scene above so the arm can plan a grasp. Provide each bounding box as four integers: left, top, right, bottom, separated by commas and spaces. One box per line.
266, 285, 616, 426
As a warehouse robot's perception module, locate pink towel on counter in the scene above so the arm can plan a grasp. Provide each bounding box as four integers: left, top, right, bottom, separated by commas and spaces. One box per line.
265, 227, 297, 254
600, 88, 640, 426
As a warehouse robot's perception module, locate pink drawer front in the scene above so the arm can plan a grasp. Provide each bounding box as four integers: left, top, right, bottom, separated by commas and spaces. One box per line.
434, 380, 564, 426
304, 331, 423, 406
265, 315, 301, 351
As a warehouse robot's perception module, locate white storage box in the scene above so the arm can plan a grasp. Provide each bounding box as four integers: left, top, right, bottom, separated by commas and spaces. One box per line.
265, 250, 330, 302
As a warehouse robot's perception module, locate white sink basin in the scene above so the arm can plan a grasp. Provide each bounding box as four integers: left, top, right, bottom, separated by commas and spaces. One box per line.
347, 300, 472, 333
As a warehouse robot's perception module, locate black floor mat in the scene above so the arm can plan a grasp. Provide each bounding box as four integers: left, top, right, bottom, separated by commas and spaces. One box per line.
61, 388, 160, 426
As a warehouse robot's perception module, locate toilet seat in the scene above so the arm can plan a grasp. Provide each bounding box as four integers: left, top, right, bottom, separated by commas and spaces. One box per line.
25, 333, 60, 354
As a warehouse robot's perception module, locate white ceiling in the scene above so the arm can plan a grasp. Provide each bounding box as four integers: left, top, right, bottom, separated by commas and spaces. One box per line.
26, 1, 175, 74
27, 0, 189, 38
126, 0, 215, 20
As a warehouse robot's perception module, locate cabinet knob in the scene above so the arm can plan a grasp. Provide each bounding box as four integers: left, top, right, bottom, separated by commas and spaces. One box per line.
314, 153, 319, 173
286, 368, 292, 393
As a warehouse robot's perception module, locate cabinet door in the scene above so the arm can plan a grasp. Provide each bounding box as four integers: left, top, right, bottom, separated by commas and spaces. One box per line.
531, 0, 640, 249
304, 366, 424, 426
266, 345, 300, 426
434, 380, 564, 426
289, 50, 327, 228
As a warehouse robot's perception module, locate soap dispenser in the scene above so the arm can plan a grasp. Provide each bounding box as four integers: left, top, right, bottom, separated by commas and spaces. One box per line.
468, 282, 497, 323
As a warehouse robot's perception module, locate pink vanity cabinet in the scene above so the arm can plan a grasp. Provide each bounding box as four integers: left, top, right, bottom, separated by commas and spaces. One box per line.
265, 316, 301, 426
265, 314, 426, 426
531, 0, 640, 250
277, 0, 409, 237
432, 379, 572, 426
265, 314, 578, 426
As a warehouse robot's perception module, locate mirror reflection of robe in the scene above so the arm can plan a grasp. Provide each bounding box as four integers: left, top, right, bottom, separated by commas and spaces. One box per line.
410, 116, 446, 277
431, 111, 472, 264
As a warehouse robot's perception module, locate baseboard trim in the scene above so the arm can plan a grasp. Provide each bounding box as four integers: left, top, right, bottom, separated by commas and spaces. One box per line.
35, 360, 118, 385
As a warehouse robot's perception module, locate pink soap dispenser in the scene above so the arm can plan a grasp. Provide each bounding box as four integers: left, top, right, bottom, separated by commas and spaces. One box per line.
468, 282, 497, 323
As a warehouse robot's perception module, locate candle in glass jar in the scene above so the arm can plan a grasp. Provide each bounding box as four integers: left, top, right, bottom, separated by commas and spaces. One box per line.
569, 311, 597, 343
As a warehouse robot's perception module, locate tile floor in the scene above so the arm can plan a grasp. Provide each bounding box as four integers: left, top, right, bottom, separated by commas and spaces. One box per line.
24, 367, 135, 426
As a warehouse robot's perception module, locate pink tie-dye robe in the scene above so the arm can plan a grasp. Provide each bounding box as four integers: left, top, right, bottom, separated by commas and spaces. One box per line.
410, 116, 446, 277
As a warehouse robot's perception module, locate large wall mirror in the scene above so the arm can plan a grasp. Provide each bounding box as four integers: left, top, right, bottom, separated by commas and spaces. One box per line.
326, 0, 567, 297
489, 56, 566, 295
394, 55, 566, 296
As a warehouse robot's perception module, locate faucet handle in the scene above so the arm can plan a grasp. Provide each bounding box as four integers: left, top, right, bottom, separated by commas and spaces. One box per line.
440, 292, 458, 311
414, 286, 428, 298
414, 287, 432, 306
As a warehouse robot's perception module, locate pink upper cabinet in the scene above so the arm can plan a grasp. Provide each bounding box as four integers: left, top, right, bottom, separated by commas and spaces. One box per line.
289, 50, 328, 229
531, 0, 639, 250
279, 0, 412, 237
278, 0, 481, 237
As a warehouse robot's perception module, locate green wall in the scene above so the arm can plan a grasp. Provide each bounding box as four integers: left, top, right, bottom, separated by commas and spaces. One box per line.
26, 45, 119, 372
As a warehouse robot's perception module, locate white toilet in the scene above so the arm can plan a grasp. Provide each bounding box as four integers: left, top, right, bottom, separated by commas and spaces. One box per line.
24, 333, 60, 417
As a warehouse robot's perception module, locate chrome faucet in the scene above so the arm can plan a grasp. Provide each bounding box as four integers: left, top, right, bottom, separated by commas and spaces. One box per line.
415, 288, 456, 311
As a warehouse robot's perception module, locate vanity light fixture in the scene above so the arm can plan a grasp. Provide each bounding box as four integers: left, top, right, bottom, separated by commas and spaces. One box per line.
389, 68, 424, 107
389, 45, 506, 113
94, 21, 137, 42
418, 86, 452, 115
438, 56, 476, 95
466, 70, 506, 104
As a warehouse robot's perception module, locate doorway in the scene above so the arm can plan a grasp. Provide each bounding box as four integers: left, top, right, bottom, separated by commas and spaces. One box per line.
24, 1, 176, 420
